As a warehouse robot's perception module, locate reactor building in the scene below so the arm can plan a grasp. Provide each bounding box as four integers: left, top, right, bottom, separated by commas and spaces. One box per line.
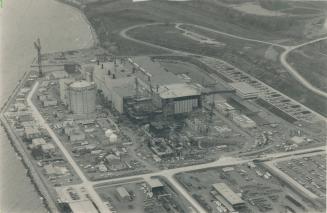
89, 56, 202, 119
60, 80, 97, 114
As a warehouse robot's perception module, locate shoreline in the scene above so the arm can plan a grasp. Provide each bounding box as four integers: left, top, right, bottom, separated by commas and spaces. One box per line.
0, 70, 57, 213
54, 0, 100, 49
0, 1, 99, 212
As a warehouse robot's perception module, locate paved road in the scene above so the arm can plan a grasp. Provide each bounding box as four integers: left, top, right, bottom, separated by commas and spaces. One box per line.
27, 82, 111, 213
280, 37, 327, 99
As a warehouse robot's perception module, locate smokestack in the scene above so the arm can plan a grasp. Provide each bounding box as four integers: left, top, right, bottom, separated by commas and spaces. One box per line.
101, 64, 104, 69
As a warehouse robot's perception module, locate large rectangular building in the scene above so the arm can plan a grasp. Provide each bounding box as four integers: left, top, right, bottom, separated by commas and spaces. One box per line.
229, 82, 260, 99
212, 183, 245, 209
155, 83, 201, 115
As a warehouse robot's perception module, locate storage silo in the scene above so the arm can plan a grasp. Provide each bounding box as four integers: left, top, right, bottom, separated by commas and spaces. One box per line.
109, 133, 118, 144
68, 81, 96, 114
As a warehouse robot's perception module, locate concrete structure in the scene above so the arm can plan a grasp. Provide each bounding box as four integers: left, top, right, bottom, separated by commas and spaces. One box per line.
109, 133, 118, 144
116, 186, 130, 200
215, 102, 235, 116
31, 138, 47, 147
147, 178, 164, 193
92, 56, 202, 116
155, 83, 201, 115
43, 99, 57, 107
41, 143, 56, 154
212, 183, 245, 209
288, 136, 306, 145
48, 71, 69, 80
55, 186, 98, 213
67, 81, 96, 114
24, 127, 41, 140
230, 112, 256, 129
229, 82, 260, 99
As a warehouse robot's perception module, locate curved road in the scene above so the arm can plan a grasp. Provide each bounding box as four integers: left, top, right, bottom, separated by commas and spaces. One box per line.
280, 37, 327, 99
121, 22, 327, 99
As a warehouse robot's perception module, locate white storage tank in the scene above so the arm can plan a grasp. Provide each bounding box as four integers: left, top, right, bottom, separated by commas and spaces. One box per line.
109, 133, 118, 144
68, 80, 96, 114
105, 129, 114, 138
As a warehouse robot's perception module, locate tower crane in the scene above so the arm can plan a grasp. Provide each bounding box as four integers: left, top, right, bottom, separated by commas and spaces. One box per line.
34, 38, 42, 77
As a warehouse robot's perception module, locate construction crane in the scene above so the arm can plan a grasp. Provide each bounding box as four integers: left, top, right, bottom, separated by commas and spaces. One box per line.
34, 38, 42, 77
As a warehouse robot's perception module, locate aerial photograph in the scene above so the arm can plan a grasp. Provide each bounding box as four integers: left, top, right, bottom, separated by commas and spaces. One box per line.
0, 0, 326, 212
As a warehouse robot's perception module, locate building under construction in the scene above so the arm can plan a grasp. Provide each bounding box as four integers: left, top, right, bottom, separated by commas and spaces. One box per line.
84, 56, 202, 120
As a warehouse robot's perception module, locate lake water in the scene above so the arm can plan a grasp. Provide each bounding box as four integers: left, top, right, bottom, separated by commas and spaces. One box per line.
0, 0, 94, 212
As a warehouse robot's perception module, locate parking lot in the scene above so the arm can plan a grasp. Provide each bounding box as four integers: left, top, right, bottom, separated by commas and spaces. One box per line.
176, 162, 317, 213
277, 154, 326, 198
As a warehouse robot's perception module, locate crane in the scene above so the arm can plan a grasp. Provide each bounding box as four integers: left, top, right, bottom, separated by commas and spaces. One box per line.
34, 38, 42, 77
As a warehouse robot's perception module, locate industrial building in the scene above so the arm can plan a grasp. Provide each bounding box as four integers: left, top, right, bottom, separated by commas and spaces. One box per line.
155, 83, 201, 115
56, 186, 98, 213
67, 81, 96, 114
229, 82, 260, 99
230, 111, 257, 129
116, 186, 130, 201
91, 56, 202, 117
212, 183, 245, 209
147, 178, 164, 193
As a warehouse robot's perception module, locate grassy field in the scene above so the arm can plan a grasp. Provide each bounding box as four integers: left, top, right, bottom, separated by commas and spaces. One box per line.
81, 0, 327, 116
288, 41, 327, 93
83, 0, 319, 53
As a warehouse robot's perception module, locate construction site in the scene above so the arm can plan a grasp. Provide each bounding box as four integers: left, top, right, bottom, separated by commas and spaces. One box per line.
25, 38, 326, 180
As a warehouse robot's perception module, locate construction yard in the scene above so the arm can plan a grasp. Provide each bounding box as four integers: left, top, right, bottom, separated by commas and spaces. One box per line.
175, 162, 322, 213
94, 177, 193, 213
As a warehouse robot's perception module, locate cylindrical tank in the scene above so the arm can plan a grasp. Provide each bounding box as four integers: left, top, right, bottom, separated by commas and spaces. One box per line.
105, 129, 114, 138
68, 81, 96, 114
109, 133, 118, 144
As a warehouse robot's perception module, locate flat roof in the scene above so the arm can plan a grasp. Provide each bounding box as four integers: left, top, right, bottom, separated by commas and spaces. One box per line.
116, 186, 129, 198
131, 57, 185, 86
158, 83, 200, 99
147, 178, 164, 188
112, 85, 135, 98
70, 80, 95, 89
229, 82, 259, 94
69, 200, 98, 213
212, 183, 244, 206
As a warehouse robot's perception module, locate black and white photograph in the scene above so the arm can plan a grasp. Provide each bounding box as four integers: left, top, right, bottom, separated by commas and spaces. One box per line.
0, 0, 326, 212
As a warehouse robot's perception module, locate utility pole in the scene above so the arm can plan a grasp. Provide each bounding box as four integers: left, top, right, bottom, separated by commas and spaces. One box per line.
34, 38, 42, 77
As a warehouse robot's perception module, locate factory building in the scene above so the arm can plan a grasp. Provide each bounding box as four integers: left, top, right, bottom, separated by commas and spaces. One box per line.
116, 186, 130, 201
212, 183, 245, 209
229, 82, 260, 99
147, 178, 164, 193
230, 111, 256, 129
67, 81, 96, 114
89, 56, 202, 117
155, 83, 201, 115
56, 186, 98, 213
